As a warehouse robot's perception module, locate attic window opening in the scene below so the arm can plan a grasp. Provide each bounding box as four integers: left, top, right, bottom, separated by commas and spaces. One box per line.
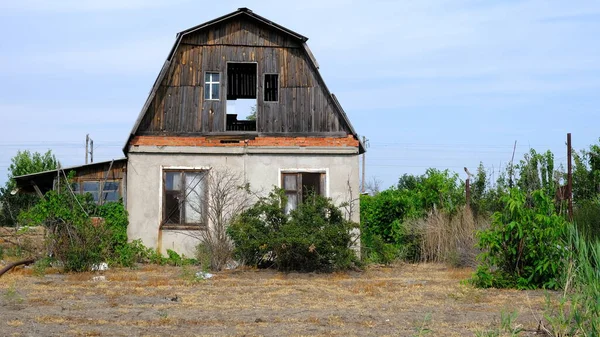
264, 74, 279, 102
204, 72, 220, 100
226, 62, 257, 131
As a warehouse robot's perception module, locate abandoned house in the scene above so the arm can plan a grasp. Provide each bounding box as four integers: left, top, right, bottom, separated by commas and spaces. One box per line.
14, 8, 364, 256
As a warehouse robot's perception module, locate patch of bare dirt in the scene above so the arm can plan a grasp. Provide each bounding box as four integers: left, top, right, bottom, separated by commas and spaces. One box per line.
0, 263, 549, 336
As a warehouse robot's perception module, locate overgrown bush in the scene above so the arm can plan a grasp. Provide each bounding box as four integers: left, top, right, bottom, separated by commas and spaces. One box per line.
573, 198, 600, 241
542, 224, 600, 335
19, 188, 139, 271
360, 169, 465, 263
227, 189, 358, 272
472, 189, 568, 289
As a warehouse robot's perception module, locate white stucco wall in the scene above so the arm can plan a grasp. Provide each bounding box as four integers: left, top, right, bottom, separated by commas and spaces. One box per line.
126, 145, 360, 257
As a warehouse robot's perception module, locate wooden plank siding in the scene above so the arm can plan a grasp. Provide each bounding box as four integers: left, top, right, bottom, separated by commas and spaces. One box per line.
137, 17, 350, 136
70, 160, 126, 183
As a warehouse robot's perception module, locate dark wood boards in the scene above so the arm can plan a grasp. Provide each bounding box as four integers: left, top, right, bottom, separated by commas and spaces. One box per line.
136, 17, 350, 136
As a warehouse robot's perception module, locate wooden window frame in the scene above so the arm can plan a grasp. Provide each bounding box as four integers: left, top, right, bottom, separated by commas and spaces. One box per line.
161, 169, 209, 230
280, 170, 327, 212
263, 73, 279, 103
204, 71, 221, 101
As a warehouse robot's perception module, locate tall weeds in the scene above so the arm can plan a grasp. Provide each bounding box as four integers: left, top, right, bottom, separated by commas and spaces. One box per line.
409, 206, 486, 267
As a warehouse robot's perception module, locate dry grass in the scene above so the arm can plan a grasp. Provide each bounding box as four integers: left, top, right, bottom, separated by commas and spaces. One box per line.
0, 263, 548, 336
412, 207, 488, 267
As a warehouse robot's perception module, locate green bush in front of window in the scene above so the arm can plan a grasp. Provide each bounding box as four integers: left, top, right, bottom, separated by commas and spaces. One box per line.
227, 188, 359, 272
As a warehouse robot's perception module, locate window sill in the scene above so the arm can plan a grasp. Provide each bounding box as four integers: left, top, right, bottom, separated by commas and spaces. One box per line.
161, 225, 206, 231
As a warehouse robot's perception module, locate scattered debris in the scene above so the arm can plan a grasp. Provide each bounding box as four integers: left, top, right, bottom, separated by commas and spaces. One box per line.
170, 295, 179, 302
195, 271, 214, 279
91, 276, 106, 282
0, 258, 36, 278
225, 260, 239, 270
255, 318, 264, 323
91, 262, 109, 272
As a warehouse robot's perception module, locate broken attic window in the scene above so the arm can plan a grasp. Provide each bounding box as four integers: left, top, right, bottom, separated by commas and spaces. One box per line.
226, 63, 257, 130
264, 74, 279, 102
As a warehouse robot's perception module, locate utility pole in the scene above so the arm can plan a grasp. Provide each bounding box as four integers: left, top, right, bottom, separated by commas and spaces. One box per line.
85, 134, 89, 164
509, 140, 517, 188
361, 136, 367, 194
464, 167, 474, 206
85, 134, 94, 164
567, 133, 573, 221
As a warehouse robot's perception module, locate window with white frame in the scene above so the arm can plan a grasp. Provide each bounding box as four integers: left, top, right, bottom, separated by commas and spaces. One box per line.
204, 72, 220, 100
281, 172, 325, 212
163, 170, 208, 228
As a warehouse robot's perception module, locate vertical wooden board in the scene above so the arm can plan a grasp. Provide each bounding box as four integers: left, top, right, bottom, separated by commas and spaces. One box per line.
310, 87, 315, 132
194, 86, 201, 131
158, 87, 166, 131
180, 48, 189, 86
282, 88, 289, 132
195, 47, 203, 86
314, 89, 322, 132
175, 86, 182, 132
181, 86, 189, 132
189, 47, 196, 86
280, 48, 287, 88
300, 88, 307, 132
164, 87, 173, 131
201, 101, 209, 133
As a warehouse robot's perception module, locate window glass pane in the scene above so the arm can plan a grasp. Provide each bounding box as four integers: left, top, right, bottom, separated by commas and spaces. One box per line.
71, 182, 80, 194
184, 172, 205, 223
212, 84, 219, 99
205, 83, 212, 100
165, 191, 180, 224
285, 193, 297, 213
205, 72, 211, 82
103, 181, 119, 191
82, 182, 99, 202
212, 73, 219, 82
301, 173, 321, 199
165, 172, 181, 191
283, 174, 297, 191
83, 181, 99, 192
102, 191, 119, 202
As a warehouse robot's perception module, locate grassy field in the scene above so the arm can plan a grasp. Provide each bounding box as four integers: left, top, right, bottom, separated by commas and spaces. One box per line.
1, 263, 550, 336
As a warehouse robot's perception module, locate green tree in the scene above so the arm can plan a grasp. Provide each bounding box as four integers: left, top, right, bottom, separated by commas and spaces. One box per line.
472, 189, 567, 289
0, 150, 59, 227
572, 139, 600, 203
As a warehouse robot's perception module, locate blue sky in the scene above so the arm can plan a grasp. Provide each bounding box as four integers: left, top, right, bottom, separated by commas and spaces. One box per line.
0, 0, 599, 188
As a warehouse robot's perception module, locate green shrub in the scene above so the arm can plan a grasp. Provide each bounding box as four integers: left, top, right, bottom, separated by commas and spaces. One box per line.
363, 234, 399, 265
543, 224, 600, 335
19, 188, 136, 272
360, 169, 464, 263
472, 189, 567, 289
228, 189, 357, 272
573, 198, 600, 241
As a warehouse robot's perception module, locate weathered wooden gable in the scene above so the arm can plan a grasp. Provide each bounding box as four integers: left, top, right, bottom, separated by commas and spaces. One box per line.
136, 14, 352, 136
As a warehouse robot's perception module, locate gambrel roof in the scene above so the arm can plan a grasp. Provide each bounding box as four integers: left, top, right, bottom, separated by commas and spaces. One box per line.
125, 8, 364, 153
